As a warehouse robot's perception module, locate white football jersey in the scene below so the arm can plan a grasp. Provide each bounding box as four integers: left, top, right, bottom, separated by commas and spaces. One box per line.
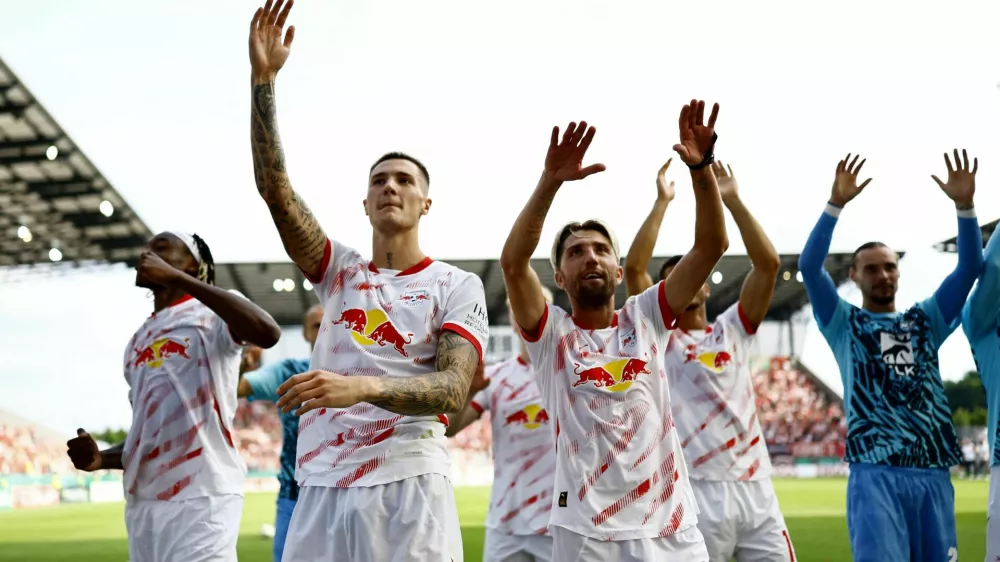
121, 295, 247, 502
665, 303, 771, 481
298, 238, 490, 488
522, 281, 699, 541
470, 356, 556, 536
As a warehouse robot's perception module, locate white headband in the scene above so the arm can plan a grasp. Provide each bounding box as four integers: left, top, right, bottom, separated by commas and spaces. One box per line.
166, 231, 202, 265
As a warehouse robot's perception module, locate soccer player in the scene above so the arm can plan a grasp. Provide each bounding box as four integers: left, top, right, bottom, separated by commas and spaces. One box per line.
500, 100, 728, 561
247, 2, 490, 560
624, 161, 795, 561
446, 287, 557, 562
237, 303, 324, 562
798, 151, 981, 562
66, 231, 282, 562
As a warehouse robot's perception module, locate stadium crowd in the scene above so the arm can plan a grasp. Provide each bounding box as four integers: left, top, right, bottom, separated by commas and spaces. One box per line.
0, 424, 73, 476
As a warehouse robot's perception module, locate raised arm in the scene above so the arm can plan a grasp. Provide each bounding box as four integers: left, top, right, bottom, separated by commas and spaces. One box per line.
713, 162, 780, 329
249, 1, 329, 281
662, 101, 729, 316
500, 122, 606, 335
137, 251, 281, 348
798, 154, 871, 327
625, 160, 675, 296
965, 227, 1000, 337
931, 149, 982, 325
275, 332, 483, 416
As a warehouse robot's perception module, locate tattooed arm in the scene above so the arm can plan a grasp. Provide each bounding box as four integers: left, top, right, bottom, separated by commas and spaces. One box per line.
249, 2, 328, 280
251, 81, 329, 281
276, 332, 481, 416
499, 172, 558, 338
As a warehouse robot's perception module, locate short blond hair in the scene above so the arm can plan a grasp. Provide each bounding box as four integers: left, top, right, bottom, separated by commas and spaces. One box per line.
550, 219, 620, 271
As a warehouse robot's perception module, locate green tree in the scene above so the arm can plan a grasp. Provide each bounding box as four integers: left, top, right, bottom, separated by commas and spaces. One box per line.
92, 428, 128, 444
970, 407, 989, 427
944, 370, 987, 412
953, 408, 972, 428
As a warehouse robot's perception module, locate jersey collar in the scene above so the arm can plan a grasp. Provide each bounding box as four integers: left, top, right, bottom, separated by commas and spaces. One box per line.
367, 256, 434, 277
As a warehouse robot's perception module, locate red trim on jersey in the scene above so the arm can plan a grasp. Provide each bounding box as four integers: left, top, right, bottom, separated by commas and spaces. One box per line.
438, 414, 450, 426
213, 398, 235, 448
516, 355, 528, 366
657, 281, 678, 329
469, 401, 485, 415
518, 305, 549, 343
737, 302, 758, 335
150, 295, 194, 318
572, 311, 619, 330
368, 256, 434, 276
302, 238, 332, 284
782, 530, 795, 561
442, 322, 484, 363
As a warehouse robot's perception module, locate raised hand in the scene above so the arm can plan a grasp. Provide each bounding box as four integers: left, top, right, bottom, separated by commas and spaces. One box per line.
932, 149, 978, 209
135, 251, 184, 288
711, 161, 738, 201
830, 154, 872, 207
544, 121, 607, 182
250, 0, 296, 81
656, 159, 676, 203
67, 429, 102, 472
673, 100, 720, 166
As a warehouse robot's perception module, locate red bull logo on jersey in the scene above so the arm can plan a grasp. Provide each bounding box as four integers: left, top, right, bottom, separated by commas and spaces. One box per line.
504, 403, 550, 430
572, 358, 650, 392
133, 337, 191, 369
333, 308, 413, 357
690, 351, 732, 374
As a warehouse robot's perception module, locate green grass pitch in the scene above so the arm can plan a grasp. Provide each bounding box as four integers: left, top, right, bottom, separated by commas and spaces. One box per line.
0, 478, 988, 561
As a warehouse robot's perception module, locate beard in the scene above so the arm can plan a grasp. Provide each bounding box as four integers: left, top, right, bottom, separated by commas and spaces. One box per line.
867, 283, 896, 305
570, 273, 616, 309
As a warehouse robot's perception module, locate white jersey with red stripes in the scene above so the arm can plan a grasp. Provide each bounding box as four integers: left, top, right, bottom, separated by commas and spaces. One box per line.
298, 238, 489, 488
121, 294, 246, 502
470, 356, 556, 536
665, 303, 771, 481
521, 281, 699, 541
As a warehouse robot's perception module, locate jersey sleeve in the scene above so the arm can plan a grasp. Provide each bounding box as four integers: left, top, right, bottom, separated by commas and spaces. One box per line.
631, 280, 678, 341
207, 289, 250, 356
440, 273, 490, 363
308, 239, 362, 307
244, 360, 292, 403
519, 303, 565, 405
716, 302, 757, 344
916, 297, 956, 349
816, 297, 851, 349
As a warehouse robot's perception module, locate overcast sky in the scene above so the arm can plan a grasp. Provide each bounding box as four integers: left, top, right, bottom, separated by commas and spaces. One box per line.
1, 0, 999, 436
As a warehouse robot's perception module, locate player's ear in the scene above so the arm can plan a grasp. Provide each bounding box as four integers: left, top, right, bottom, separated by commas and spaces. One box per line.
363, 199, 370, 216
615, 265, 623, 283
422, 197, 432, 216
553, 270, 566, 290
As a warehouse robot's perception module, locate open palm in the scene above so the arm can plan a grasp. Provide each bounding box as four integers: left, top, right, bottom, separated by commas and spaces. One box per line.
250, 0, 296, 79
932, 149, 978, 208
656, 159, 675, 202
673, 100, 720, 166
830, 153, 872, 207
544, 121, 606, 182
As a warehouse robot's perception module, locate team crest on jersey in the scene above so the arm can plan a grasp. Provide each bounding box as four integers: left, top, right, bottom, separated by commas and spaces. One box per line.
620, 328, 637, 348
503, 404, 550, 429
398, 289, 431, 307
572, 358, 649, 392
880, 331, 915, 377
132, 337, 191, 368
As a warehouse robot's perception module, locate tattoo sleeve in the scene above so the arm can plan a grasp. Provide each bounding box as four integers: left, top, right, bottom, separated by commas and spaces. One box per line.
368, 332, 480, 416
251, 81, 329, 279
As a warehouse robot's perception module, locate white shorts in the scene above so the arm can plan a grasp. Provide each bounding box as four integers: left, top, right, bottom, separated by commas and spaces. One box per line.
124, 494, 243, 562
691, 479, 795, 562
483, 528, 553, 562
282, 473, 463, 562
987, 466, 1000, 560
550, 525, 708, 562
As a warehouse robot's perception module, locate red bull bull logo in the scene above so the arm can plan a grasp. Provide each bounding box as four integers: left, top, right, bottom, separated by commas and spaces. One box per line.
333, 308, 413, 357
572, 358, 650, 392
399, 290, 431, 307
694, 351, 733, 374
504, 403, 550, 430
133, 338, 191, 369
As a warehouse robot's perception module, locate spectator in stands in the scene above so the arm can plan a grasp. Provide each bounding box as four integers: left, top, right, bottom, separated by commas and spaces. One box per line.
237, 304, 324, 562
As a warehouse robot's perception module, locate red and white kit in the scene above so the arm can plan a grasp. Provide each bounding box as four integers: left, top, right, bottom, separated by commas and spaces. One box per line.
121, 294, 246, 562
470, 356, 557, 562
522, 281, 709, 562
282, 238, 489, 562
666, 303, 795, 562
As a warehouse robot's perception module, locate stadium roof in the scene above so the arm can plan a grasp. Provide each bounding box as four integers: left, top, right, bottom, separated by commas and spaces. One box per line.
217, 252, 864, 326
0, 57, 152, 280
935, 216, 998, 253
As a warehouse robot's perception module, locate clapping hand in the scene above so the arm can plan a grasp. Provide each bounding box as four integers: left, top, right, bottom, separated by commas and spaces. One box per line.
673, 100, 720, 167
656, 159, 676, 203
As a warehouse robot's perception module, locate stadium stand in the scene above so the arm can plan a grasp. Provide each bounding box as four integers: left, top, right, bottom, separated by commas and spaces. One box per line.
0, 57, 152, 280
0, 410, 73, 476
